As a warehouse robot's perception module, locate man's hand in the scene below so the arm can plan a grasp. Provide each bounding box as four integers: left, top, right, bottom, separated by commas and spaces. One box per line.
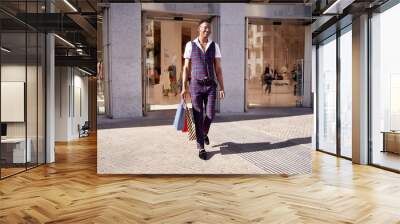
181, 88, 189, 102
219, 90, 225, 99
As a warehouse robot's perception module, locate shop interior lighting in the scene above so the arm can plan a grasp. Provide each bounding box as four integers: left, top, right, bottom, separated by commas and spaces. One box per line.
78, 67, 93, 76
1, 47, 11, 53
54, 34, 75, 48
63, 0, 78, 12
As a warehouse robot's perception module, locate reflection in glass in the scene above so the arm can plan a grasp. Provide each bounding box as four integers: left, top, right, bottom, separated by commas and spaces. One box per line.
318, 36, 337, 154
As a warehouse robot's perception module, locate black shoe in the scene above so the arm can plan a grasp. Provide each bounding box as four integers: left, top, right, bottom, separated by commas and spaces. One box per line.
204, 136, 210, 145
199, 149, 207, 160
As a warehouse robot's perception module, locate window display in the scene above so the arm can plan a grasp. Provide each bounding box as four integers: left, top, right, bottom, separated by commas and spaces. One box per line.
246, 22, 305, 108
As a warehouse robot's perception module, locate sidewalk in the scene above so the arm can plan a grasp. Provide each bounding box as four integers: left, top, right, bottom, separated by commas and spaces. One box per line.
98, 108, 313, 175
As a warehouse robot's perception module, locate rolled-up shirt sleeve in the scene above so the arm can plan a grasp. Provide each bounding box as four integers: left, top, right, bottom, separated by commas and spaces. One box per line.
215, 42, 222, 58
183, 42, 192, 59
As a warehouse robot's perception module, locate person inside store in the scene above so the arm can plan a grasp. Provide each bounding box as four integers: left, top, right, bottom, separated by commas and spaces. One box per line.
263, 67, 273, 94
181, 18, 225, 160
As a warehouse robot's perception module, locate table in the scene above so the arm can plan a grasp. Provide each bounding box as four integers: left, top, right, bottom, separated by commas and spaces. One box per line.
1, 138, 31, 163
381, 131, 400, 154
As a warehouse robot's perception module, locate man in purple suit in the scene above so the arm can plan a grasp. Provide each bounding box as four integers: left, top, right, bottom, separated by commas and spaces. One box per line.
181, 19, 225, 160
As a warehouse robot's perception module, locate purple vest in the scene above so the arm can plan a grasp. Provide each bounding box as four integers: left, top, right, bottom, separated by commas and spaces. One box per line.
190, 41, 215, 80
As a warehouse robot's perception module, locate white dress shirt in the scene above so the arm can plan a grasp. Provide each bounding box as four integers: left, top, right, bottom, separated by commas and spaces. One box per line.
183, 38, 222, 59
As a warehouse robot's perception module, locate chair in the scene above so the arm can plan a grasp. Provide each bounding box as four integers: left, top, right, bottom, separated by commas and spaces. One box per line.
78, 121, 90, 138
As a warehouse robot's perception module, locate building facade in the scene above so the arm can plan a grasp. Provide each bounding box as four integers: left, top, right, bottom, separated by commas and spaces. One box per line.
99, 3, 314, 118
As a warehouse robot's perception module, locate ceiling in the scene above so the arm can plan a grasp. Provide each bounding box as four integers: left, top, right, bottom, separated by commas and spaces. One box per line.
0, 0, 98, 74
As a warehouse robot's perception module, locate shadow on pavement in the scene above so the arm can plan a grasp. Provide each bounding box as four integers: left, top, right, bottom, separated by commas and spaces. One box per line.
206, 137, 311, 160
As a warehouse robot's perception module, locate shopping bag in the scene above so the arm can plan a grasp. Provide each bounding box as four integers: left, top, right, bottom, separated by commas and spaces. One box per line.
184, 103, 197, 141
173, 101, 185, 131
182, 117, 188, 133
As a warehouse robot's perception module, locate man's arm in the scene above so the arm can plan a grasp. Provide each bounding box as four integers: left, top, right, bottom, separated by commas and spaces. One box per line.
181, 58, 191, 100
214, 58, 225, 99
215, 58, 224, 91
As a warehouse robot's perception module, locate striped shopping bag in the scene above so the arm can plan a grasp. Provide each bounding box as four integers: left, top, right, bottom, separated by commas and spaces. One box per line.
184, 103, 196, 141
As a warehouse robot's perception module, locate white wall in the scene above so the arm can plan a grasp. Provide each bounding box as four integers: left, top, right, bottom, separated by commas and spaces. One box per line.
72, 73, 89, 138
1, 65, 36, 138
55, 67, 70, 141
55, 67, 89, 141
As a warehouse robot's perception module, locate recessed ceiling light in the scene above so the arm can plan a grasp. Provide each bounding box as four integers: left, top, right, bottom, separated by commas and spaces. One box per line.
63, 0, 78, 12
54, 34, 75, 48
78, 67, 93, 76
1, 47, 11, 53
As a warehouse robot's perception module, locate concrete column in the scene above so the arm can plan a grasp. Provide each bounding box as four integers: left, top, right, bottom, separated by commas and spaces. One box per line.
312, 45, 317, 150
219, 3, 246, 113
108, 3, 142, 118
303, 25, 312, 108
352, 14, 369, 164
46, 33, 55, 163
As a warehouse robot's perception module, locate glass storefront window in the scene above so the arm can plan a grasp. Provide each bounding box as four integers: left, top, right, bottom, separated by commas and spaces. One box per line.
316, 25, 352, 159
371, 3, 400, 171
340, 27, 352, 158
317, 35, 337, 154
246, 22, 305, 108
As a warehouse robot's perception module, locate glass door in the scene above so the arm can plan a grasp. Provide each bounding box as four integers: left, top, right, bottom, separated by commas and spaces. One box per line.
142, 14, 213, 113
317, 35, 337, 155
370, 4, 400, 171
339, 26, 352, 158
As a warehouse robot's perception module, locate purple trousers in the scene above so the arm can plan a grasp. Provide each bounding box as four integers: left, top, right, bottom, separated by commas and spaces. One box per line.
189, 81, 217, 149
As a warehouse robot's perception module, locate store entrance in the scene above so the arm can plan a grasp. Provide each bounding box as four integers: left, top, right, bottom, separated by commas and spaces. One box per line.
143, 13, 218, 112
245, 19, 305, 109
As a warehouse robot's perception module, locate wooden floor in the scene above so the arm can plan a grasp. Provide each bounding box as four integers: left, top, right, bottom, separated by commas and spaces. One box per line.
1, 135, 400, 223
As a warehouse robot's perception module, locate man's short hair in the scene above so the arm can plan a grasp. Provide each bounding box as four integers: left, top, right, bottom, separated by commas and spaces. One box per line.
198, 19, 211, 27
